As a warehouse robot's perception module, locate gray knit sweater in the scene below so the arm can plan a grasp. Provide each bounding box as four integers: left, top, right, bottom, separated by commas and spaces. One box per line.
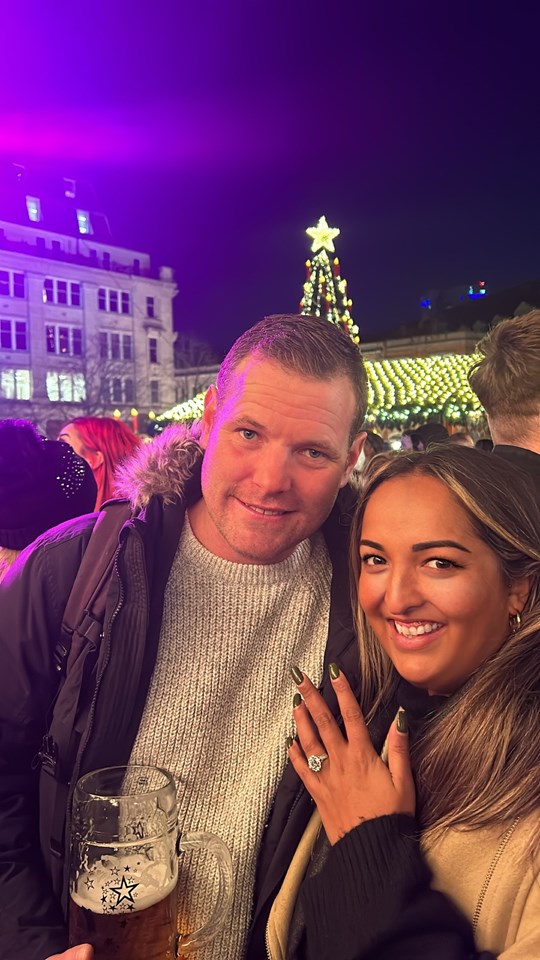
130, 515, 332, 959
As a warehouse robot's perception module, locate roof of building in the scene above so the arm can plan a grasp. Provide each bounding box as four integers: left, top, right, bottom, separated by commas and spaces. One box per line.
0, 161, 112, 241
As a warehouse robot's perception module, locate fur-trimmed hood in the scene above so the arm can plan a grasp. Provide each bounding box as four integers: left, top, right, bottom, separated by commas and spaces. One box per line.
114, 424, 203, 512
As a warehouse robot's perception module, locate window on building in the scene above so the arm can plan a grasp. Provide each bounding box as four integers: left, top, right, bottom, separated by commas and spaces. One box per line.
64, 178, 76, 198
76, 210, 93, 235
43, 278, 82, 307
46, 371, 86, 402
148, 337, 158, 364
99, 331, 133, 361
1, 368, 31, 400
150, 379, 159, 405
0, 269, 25, 299
101, 376, 135, 404
122, 333, 132, 361
26, 196, 42, 222
1, 318, 28, 351
98, 287, 131, 314
146, 296, 155, 318
112, 378, 123, 403
124, 378, 134, 403
45, 325, 84, 356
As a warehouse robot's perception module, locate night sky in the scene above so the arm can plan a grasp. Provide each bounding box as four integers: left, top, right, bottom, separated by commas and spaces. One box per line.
2, 2, 539, 354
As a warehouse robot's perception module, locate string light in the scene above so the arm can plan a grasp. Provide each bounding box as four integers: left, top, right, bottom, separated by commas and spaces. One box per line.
157, 353, 483, 428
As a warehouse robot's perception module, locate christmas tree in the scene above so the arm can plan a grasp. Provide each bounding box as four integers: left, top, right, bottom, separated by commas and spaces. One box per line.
300, 215, 360, 344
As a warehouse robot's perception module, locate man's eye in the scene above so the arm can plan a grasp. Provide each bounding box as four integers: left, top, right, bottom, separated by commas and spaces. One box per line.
239, 429, 257, 440
305, 449, 324, 459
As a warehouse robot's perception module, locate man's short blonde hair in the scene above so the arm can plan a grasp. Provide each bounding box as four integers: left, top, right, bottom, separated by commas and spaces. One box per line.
468, 311, 540, 436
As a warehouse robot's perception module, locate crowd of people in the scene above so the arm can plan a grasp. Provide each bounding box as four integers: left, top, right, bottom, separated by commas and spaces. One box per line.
0, 309, 538, 960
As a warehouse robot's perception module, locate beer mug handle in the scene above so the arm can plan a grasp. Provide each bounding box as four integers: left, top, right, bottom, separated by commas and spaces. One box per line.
175, 830, 234, 955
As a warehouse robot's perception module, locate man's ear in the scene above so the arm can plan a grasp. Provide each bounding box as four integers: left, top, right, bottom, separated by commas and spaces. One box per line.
198, 385, 218, 450
508, 577, 531, 618
340, 432, 366, 487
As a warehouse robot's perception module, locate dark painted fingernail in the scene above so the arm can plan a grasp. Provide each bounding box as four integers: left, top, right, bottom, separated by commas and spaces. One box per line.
329, 662, 340, 680
291, 664, 304, 684
293, 693, 302, 709
285, 736, 294, 749
397, 709, 408, 734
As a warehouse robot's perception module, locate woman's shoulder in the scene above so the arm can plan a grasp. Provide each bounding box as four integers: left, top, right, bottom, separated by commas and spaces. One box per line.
424, 812, 540, 956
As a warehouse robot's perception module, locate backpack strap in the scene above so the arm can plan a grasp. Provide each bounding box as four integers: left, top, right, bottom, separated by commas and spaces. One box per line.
53, 500, 133, 677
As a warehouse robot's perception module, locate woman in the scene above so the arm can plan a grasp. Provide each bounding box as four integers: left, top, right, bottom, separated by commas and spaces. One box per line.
268, 446, 539, 959
0, 419, 96, 582
58, 416, 141, 509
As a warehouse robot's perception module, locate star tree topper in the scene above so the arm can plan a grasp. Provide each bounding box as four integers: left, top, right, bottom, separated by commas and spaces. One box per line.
306, 215, 340, 253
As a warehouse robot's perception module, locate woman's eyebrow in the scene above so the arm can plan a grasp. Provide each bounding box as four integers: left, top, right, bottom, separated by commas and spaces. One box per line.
412, 540, 471, 553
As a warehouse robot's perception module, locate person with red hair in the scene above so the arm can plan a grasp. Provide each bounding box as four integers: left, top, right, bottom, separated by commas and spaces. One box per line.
58, 416, 141, 509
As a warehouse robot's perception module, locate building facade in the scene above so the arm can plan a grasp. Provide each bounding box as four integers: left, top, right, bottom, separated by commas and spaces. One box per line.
0, 164, 177, 436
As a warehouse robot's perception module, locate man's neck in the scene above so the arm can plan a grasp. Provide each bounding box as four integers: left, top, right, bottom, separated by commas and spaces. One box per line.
489, 417, 540, 456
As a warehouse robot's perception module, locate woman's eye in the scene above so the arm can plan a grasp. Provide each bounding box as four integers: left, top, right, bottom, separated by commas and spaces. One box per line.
425, 558, 456, 570
361, 554, 385, 566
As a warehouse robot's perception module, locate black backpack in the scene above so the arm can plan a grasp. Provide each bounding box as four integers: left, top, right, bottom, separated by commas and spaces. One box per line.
35, 499, 133, 903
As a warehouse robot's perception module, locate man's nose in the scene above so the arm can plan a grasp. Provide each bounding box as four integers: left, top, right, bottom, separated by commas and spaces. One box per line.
251, 448, 292, 494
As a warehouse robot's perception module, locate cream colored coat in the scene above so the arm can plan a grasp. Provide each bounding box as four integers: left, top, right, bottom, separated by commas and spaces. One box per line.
266, 809, 540, 960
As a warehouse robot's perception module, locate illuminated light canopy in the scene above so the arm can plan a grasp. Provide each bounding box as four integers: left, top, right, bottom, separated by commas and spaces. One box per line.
305, 215, 340, 253
157, 353, 484, 429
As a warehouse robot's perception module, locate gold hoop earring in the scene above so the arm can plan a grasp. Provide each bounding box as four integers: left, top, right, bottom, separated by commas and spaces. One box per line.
510, 612, 522, 634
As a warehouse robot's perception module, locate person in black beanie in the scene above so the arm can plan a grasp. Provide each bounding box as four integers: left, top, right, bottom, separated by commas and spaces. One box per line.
0, 419, 97, 582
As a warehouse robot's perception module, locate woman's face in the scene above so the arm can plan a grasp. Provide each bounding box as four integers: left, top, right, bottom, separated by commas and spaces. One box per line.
358, 473, 524, 695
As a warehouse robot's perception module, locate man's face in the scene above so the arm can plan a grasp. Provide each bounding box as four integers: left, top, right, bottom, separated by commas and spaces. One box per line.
188, 356, 364, 563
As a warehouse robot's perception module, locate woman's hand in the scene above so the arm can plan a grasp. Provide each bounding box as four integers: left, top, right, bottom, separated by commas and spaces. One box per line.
288, 664, 416, 845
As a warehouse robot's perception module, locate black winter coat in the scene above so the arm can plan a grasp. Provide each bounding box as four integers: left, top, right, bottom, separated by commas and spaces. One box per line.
0, 447, 361, 960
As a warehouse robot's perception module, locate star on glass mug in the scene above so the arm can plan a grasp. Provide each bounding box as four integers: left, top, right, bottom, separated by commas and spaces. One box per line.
69, 765, 233, 959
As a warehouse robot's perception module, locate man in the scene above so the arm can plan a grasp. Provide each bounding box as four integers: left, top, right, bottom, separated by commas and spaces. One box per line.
0, 315, 366, 960
468, 309, 540, 485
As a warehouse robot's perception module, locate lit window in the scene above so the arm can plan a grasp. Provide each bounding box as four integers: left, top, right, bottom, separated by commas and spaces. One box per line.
1, 368, 31, 400
46, 371, 86, 402
76, 210, 93, 235
26, 196, 41, 222
64, 178, 76, 198
45, 325, 84, 356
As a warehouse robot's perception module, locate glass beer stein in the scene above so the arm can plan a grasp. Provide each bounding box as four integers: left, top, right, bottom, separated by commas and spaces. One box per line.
69, 765, 233, 959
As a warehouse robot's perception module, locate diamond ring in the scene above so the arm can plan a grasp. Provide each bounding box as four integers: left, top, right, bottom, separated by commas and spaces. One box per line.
307, 753, 329, 773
